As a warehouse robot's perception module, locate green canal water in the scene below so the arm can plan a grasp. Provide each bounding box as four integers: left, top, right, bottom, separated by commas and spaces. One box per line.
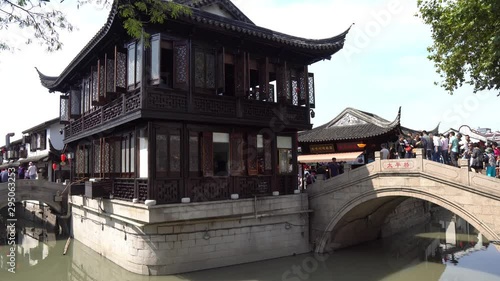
1, 209, 499, 281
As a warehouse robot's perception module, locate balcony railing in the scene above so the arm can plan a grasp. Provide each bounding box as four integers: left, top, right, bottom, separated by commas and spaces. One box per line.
65, 89, 309, 140
64, 92, 141, 139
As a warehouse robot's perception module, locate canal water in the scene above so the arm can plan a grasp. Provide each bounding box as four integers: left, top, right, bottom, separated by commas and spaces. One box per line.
1, 207, 499, 281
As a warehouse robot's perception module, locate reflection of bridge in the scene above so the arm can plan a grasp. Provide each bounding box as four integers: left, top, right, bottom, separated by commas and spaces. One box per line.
308, 149, 500, 253
0, 180, 68, 214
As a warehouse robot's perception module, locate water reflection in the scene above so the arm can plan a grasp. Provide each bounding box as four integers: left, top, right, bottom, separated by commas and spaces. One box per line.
0, 207, 499, 281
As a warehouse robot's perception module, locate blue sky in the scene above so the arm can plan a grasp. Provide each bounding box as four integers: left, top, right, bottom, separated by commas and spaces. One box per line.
0, 0, 498, 146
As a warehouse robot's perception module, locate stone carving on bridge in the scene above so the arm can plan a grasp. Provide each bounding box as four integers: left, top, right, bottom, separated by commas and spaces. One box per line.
383, 160, 414, 169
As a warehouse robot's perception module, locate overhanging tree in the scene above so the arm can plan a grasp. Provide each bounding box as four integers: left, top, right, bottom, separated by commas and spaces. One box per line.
0, 0, 190, 52
417, 0, 500, 96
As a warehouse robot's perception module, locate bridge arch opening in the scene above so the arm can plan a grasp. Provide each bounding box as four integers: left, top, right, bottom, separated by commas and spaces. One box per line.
0, 199, 62, 215
316, 189, 499, 254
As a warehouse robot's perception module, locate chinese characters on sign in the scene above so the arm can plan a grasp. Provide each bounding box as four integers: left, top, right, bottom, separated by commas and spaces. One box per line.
385, 161, 413, 169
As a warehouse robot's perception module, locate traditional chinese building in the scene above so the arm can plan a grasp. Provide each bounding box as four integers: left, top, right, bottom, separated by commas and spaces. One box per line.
36, 0, 350, 275
298, 107, 439, 166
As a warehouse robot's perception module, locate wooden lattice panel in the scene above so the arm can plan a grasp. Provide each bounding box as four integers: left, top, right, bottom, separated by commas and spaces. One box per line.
125, 92, 141, 112
188, 177, 229, 202
147, 92, 187, 111
116, 51, 127, 89
241, 101, 274, 120
102, 98, 123, 122
83, 110, 101, 130
175, 44, 188, 83
155, 179, 179, 204
113, 179, 135, 200
59, 95, 70, 123
193, 96, 236, 116
138, 179, 148, 202
308, 73, 315, 108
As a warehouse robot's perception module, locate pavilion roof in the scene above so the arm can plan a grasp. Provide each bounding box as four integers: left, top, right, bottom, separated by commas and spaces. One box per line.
298, 107, 401, 143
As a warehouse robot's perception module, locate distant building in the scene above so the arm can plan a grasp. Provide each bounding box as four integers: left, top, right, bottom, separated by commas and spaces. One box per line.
298, 107, 439, 166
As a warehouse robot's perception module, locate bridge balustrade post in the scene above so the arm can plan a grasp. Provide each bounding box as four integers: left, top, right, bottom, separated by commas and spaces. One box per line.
374, 151, 381, 172
415, 148, 424, 172
459, 158, 470, 185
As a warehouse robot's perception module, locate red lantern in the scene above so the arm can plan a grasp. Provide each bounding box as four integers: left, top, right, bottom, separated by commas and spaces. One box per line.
52, 163, 57, 170
61, 154, 67, 162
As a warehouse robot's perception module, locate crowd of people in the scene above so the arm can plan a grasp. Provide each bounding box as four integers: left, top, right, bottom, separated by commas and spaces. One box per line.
389, 131, 499, 178
0, 161, 38, 182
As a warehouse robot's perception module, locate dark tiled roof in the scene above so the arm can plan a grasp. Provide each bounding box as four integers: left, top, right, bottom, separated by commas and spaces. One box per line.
37, 0, 350, 91
176, 0, 254, 24
298, 107, 401, 143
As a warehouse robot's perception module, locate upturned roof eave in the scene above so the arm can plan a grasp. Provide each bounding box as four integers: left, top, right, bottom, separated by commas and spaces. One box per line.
36, 2, 119, 92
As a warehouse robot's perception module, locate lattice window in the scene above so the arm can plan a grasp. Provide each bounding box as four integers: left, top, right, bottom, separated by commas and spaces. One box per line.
247, 134, 258, 176
91, 67, 98, 104
174, 41, 188, 89
127, 43, 136, 87
93, 140, 101, 175
230, 133, 244, 176
189, 132, 200, 175
70, 89, 81, 118
103, 140, 110, 174
76, 145, 85, 176
264, 136, 272, 171
201, 132, 213, 177
299, 69, 307, 105
136, 39, 142, 85
99, 61, 105, 100
30, 133, 37, 152
156, 128, 181, 178
170, 134, 181, 174
60, 95, 70, 124
285, 69, 291, 103
194, 48, 216, 90
106, 57, 115, 93
115, 48, 127, 91
291, 79, 299, 106
195, 49, 205, 88
308, 73, 315, 109
268, 84, 274, 102
38, 130, 46, 150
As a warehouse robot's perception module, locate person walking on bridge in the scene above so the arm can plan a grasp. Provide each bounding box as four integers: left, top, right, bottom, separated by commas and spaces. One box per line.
27, 162, 37, 180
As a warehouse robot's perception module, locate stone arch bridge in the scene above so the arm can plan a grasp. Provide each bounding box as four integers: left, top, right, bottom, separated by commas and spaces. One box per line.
0, 180, 68, 214
308, 149, 500, 253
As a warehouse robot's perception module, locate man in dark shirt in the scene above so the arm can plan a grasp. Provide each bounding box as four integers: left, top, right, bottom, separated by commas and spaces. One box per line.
18, 165, 25, 179
328, 157, 340, 178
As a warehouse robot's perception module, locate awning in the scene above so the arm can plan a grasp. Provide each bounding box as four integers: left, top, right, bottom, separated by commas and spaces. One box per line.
19, 152, 50, 164
298, 152, 363, 164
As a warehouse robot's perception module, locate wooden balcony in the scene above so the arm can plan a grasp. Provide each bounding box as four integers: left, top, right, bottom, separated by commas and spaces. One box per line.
144, 88, 310, 128
64, 92, 142, 141
64, 88, 310, 141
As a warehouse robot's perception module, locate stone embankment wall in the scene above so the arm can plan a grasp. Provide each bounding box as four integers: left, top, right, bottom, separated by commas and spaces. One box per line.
381, 198, 430, 238
71, 194, 310, 275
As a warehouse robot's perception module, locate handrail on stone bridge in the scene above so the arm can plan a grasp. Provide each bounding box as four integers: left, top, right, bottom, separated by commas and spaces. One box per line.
307, 148, 500, 196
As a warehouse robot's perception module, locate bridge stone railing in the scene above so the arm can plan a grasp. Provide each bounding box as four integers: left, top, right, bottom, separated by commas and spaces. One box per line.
308, 148, 500, 197
0, 180, 67, 213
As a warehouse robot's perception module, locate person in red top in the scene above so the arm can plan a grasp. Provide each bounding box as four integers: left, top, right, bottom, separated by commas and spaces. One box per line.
492, 142, 500, 178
